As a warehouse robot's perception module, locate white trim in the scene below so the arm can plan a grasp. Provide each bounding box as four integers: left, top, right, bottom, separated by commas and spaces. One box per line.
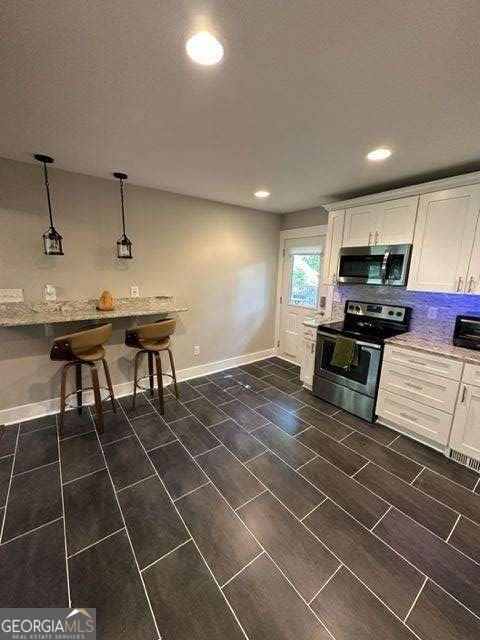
274, 225, 328, 357
324, 170, 480, 212
0, 346, 275, 425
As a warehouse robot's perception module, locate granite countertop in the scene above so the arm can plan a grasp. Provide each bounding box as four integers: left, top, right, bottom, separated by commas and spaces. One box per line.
0, 296, 188, 327
303, 313, 343, 329
385, 332, 480, 365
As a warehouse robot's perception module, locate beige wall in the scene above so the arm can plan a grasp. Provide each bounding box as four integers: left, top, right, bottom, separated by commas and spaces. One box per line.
0, 157, 281, 412
281, 206, 328, 230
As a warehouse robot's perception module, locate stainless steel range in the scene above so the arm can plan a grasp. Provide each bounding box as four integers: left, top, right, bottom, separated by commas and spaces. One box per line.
313, 300, 411, 422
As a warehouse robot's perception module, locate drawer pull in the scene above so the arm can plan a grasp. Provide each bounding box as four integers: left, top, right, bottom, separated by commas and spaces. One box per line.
404, 381, 423, 391
399, 412, 418, 422
408, 359, 425, 366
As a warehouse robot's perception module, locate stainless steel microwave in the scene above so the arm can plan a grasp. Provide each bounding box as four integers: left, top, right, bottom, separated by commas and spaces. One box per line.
337, 244, 412, 286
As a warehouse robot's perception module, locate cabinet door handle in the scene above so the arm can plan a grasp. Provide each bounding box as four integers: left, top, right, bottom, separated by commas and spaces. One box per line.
399, 412, 418, 422
368, 232, 373, 245
461, 385, 467, 403
456, 276, 463, 292
404, 381, 422, 391
310, 342, 314, 354
468, 276, 475, 293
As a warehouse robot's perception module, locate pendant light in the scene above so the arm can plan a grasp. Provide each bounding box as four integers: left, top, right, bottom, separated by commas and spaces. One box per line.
114, 172, 133, 259
35, 154, 64, 255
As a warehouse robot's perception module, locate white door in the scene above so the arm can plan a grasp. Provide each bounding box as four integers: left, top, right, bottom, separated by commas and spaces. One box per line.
376, 196, 419, 245
451, 384, 480, 461
279, 236, 328, 364
343, 204, 378, 247
407, 186, 480, 293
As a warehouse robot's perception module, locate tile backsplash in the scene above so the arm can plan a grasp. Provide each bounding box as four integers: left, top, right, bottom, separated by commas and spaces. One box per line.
333, 285, 480, 339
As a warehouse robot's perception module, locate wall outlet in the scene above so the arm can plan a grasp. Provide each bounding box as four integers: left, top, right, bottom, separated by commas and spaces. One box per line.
0, 288, 24, 303
333, 289, 342, 303
44, 284, 57, 301
130, 285, 140, 298
193, 346, 200, 356
427, 306, 438, 320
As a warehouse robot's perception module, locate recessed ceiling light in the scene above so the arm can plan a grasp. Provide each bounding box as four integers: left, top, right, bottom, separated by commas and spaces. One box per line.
186, 31, 224, 65
366, 148, 392, 161
254, 190, 270, 198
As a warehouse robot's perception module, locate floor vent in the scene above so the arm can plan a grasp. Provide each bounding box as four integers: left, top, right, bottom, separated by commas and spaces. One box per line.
450, 449, 480, 472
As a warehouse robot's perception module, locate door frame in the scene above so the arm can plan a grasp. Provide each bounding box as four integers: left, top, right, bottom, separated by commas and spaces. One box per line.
274, 225, 328, 355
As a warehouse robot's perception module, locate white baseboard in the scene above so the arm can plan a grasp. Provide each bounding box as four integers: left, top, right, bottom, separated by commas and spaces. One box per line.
0, 347, 275, 425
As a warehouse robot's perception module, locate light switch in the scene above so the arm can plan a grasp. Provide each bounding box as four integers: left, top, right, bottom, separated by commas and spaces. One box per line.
0, 288, 24, 303
45, 284, 57, 301
130, 285, 140, 298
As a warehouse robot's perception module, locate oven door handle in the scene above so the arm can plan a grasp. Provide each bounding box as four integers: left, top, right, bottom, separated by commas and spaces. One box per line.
317, 331, 381, 350
381, 251, 391, 284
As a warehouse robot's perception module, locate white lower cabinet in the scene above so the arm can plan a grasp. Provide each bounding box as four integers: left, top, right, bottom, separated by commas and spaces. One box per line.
450, 384, 480, 461
300, 326, 317, 389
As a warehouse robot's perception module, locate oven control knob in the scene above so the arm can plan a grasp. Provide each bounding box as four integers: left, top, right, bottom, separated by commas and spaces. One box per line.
348, 305, 354, 310
388, 310, 394, 316
355, 305, 360, 311
396, 311, 402, 317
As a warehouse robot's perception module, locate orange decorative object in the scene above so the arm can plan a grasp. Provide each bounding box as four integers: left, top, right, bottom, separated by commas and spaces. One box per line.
97, 291, 116, 311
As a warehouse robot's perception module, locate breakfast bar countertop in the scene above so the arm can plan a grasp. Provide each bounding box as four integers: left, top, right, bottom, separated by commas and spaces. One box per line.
385, 331, 480, 365
0, 296, 188, 327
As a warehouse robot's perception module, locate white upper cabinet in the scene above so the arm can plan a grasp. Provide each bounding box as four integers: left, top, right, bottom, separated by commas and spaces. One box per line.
342, 196, 418, 248
466, 214, 480, 294
407, 186, 480, 293
322, 210, 345, 285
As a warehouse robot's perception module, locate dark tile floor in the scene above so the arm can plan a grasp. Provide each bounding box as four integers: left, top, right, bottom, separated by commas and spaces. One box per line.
0, 355, 479, 639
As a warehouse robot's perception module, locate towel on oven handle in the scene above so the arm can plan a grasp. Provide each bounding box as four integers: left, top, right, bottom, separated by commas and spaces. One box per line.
330, 336, 358, 370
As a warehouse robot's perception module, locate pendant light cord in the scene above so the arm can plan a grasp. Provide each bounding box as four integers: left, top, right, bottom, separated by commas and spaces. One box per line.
119, 178, 126, 236
43, 161, 54, 228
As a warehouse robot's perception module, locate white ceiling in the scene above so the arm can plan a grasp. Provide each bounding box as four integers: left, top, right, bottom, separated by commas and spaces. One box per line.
1, 0, 480, 213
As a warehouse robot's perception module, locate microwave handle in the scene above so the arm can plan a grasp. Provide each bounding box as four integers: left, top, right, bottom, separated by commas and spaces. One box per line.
381, 251, 391, 284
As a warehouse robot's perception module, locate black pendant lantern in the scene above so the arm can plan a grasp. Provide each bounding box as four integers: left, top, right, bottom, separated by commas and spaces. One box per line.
114, 172, 133, 259
35, 154, 64, 255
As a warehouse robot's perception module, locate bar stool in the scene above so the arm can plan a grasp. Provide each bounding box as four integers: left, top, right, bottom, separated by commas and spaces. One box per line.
50, 323, 116, 435
125, 318, 179, 414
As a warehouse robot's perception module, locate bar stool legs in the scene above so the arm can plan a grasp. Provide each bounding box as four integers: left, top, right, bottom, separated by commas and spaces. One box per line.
89, 363, 104, 434
154, 352, 165, 414
132, 350, 143, 410
167, 348, 179, 400
102, 358, 116, 413
148, 352, 155, 398
75, 363, 83, 415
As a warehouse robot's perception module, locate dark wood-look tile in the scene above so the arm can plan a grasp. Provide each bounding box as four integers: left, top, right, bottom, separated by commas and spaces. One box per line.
19, 414, 56, 435
449, 516, 480, 562
69, 530, 157, 639
187, 375, 214, 387
161, 396, 191, 423
294, 406, 352, 440
247, 451, 323, 518
63, 468, 123, 556
262, 363, 298, 381
414, 468, 480, 525
407, 579, 480, 640
185, 396, 228, 428
335, 410, 399, 445
311, 566, 417, 640
221, 399, 268, 431
168, 415, 220, 456
343, 431, 421, 482
300, 457, 388, 528
210, 419, 265, 462
262, 374, 299, 395
59, 410, 95, 440
208, 369, 241, 389
227, 384, 268, 409
0, 507, 3, 532
233, 370, 271, 392
292, 388, 339, 415
305, 500, 424, 619
0, 455, 13, 506
376, 508, 480, 616
60, 431, 105, 484
0, 424, 18, 457
103, 436, 153, 491
355, 462, 458, 539
0, 519, 68, 607
176, 380, 202, 402
196, 381, 235, 406
14, 426, 58, 475
223, 552, 331, 639
131, 412, 176, 451
149, 441, 208, 500
177, 483, 260, 585
119, 475, 189, 569
254, 422, 316, 468
297, 427, 367, 475
197, 445, 263, 509
256, 402, 310, 436
391, 435, 479, 489
264, 356, 297, 369
2, 462, 62, 542
239, 363, 271, 378
144, 540, 244, 640
96, 410, 134, 445
238, 491, 339, 602
260, 386, 305, 412
118, 393, 155, 419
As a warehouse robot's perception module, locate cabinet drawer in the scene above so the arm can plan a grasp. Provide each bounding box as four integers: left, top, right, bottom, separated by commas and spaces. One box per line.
384, 345, 463, 381
462, 363, 480, 388
376, 389, 453, 446
379, 362, 459, 414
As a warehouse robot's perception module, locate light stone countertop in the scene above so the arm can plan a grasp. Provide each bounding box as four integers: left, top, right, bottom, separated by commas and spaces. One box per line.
302, 313, 344, 329
385, 332, 480, 365
0, 296, 187, 327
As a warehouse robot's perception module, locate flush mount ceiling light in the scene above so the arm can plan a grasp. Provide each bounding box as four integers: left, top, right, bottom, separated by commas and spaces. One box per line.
366, 147, 392, 161
186, 31, 224, 65
254, 190, 270, 199
35, 153, 64, 256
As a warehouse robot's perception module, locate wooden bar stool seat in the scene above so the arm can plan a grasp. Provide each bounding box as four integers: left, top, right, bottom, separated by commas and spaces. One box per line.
50, 322, 116, 435
125, 318, 179, 414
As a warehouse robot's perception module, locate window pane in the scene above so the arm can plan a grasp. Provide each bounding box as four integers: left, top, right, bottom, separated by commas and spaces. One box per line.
289, 254, 320, 308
